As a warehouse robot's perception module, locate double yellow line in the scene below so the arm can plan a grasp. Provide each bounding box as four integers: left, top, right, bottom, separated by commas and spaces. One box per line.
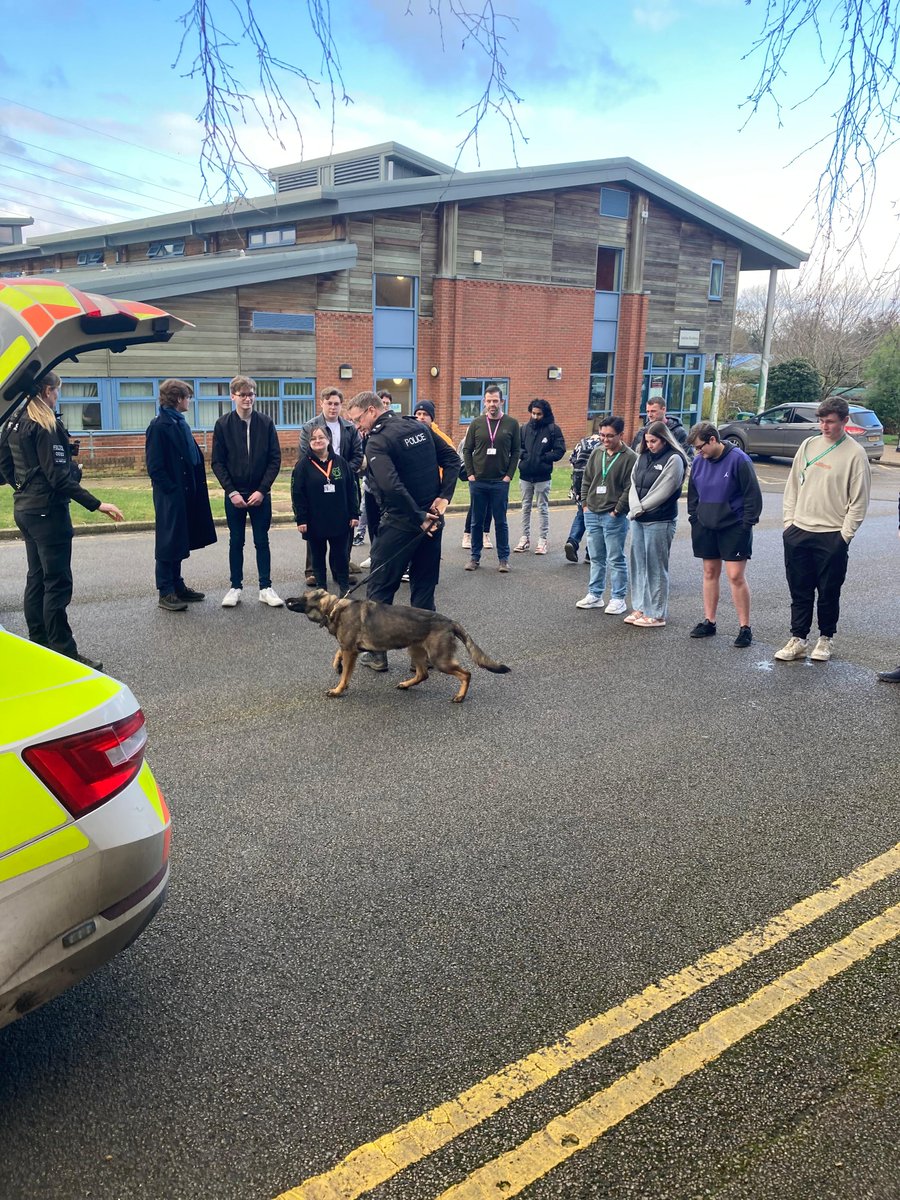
277, 841, 900, 1200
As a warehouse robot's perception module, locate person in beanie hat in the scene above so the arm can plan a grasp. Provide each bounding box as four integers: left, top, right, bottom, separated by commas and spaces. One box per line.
414, 399, 455, 456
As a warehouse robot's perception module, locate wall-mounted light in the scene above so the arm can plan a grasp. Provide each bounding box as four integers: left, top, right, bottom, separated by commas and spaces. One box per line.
547, 366, 562, 381
430, 366, 440, 378
338, 363, 353, 380
473, 249, 483, 265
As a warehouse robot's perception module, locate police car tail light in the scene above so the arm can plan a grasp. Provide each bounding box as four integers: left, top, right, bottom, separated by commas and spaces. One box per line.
23, 710, 148, 818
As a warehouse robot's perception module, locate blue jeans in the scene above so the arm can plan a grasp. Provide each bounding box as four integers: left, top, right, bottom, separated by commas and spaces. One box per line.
225, 493, 272, 589
629, 519, 677, 619
584, 510, 629, 600
567, 503, 586, 547
470, 480, 510, 561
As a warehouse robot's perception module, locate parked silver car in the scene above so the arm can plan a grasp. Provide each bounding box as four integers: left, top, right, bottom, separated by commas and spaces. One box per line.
717, 403, 884, 462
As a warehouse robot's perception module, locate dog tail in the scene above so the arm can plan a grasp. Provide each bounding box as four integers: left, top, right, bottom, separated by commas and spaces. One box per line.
451, 623, 510, 674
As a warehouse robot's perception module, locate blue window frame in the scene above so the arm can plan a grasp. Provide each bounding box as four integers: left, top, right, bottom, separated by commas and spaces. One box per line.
600, 187, 629, 219
588, 354, 615, 418
459, 378, 509, 424
58, 380, 104, 431
641, 354, 704, 426
100, 377, 317, 430
709, 260, 724, 301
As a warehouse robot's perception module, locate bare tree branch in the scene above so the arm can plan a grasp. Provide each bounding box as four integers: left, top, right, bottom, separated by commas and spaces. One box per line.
741, 0, 900, 239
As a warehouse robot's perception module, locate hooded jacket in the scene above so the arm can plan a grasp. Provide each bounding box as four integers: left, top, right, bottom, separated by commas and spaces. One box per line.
628, 424, 689, 523
519, 415, 566, 483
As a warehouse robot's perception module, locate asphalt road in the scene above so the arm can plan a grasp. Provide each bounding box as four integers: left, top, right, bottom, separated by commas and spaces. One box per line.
1, 461, 898, 1200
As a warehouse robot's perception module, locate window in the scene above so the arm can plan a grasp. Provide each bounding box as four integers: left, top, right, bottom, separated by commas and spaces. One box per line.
0, 225, 16, 246
117, 380, 158, 430
595, 248, 622, 292
588, 354, 615, 417
76, 250, 104, 266
147, 239, 185, 258
459, 378, 509, 424
374, 378, 413, 414
709, 259, 724, 301
253, 379, 315, 426
196, 380, 232, 429
374, 274, 414, 308
59, 382, 102, 431
251, 311, 315, 332
247, 226, 296, 249
640, 353, 704, 425
600, 187, 630, 219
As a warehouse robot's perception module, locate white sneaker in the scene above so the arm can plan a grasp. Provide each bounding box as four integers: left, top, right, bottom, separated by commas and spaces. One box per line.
774, 636, 810, 661
461, 533, 471, 549
221, 587, 242, 608
259, 587, 284, 607
810, 635, 834, 662
534, 540, 548, 555
483, 534, 493, 549
360, 557, 371, 569
575, 593, 605, 609
401, 572, 410, 582
606, 598, 628, 615
514, 536, 530, 553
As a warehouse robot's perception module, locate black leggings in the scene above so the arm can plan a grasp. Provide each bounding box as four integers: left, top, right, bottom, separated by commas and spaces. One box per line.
15, 504, 78, 657
307, 533, 350, 594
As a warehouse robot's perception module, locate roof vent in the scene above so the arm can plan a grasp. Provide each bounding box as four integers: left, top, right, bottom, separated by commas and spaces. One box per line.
333, 156, 381, 186
276, 167, 320, 193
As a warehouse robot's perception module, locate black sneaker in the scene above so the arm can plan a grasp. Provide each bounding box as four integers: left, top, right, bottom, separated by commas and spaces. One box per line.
72, 652, 103, 671
176, 586, 205, 602
360, 651, 388, 672
564, 540, 578, 563
159, 593, 189, 612
877, 665, 900, 682
690, 619, 717, 638
734, 626, 753, 648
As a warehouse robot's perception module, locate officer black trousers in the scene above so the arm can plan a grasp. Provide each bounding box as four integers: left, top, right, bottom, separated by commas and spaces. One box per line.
15, 504, 78, 657
367, 520, 442, 611
783, 525, 849, 638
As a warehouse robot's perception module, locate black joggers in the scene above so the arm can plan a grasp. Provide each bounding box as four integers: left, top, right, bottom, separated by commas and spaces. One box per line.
783, 524, 849, 639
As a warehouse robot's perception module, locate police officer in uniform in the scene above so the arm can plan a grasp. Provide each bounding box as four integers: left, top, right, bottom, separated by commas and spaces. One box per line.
346, 390, 460, 670
0, 371, 123, 670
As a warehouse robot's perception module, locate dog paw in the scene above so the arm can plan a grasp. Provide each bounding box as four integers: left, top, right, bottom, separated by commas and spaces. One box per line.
326, 687, 346, 698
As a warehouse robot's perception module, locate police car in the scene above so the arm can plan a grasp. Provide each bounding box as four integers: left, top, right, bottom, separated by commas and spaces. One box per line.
0, 277, 187, 1027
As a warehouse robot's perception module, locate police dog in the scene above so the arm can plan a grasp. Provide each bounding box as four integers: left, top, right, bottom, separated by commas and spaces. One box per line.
285, 588, 510, 702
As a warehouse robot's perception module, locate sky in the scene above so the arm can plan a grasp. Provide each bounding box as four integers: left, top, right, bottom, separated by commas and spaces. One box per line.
1, 0, 898, 286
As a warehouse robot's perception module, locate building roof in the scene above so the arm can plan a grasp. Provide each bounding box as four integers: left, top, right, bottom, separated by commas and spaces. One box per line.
0, 149, 807, 273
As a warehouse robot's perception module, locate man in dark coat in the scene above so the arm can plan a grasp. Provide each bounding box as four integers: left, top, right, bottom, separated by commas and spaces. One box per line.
145, 378, 216, 612
211, 375, 283, 608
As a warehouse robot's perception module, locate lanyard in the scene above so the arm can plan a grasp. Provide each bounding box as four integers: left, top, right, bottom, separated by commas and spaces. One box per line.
600, 450, 621, 481
800, 435, 845, 484
310, 457, 332, 482
486, 417, 501, 446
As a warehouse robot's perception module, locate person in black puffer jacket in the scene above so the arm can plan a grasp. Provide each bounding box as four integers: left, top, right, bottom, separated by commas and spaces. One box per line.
514, 398, 565, 555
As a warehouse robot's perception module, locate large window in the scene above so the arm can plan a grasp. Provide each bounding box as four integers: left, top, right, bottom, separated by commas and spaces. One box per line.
641, 354, 703, 424
374, 274, 414, 308
588, 353, 615, 417
59, 382, 102, 431
600, 187, 629, 219
147, 239, 185, 258
255, 379, 315, 425
459, 377, 509, 424
195, 381, 232, 429
117, 380, 157, 430
374, 378, 412, 414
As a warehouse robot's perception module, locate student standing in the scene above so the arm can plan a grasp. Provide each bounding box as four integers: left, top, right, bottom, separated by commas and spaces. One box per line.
291, 426, 359, 595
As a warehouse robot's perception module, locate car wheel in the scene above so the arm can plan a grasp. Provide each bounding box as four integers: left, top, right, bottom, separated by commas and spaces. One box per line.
724, 434, 746, 452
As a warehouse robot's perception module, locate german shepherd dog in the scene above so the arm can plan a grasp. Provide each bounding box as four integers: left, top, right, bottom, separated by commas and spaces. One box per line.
285, 588, 510, 702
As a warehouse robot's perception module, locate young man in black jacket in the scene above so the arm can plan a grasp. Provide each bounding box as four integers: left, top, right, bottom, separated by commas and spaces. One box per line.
211, 375, 283, 608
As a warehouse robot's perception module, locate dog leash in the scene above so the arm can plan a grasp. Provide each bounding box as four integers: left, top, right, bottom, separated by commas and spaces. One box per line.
340, 515, 444, 599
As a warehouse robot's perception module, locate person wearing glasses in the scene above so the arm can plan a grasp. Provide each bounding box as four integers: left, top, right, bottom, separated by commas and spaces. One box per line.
212, 375, 284, 608
145, 378, 216, 613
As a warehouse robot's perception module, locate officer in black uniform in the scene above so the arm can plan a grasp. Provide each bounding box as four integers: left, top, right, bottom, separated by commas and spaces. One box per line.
0, 371, 124, 670
346, 390, 460, 670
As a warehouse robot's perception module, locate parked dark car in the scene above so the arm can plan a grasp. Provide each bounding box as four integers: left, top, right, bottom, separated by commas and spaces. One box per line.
717, 403, 884, 462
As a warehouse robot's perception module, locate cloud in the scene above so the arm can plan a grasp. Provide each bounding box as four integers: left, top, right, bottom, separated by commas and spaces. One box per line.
632, 0, 679, 32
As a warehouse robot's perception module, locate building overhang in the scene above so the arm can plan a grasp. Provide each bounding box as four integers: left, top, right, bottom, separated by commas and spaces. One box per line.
9, 241, 359, 301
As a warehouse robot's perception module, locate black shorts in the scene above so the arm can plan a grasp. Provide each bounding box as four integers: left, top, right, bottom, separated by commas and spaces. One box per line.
691, 523, 752, 561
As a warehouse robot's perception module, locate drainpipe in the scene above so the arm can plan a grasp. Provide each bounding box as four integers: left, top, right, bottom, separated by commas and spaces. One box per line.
756, 267, 778, 412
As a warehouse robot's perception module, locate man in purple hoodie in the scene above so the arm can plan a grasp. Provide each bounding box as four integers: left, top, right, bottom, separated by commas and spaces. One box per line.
686, 421, 762, 647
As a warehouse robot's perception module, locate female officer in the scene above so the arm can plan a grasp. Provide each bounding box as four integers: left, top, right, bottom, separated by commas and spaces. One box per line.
0, 371, 123, 670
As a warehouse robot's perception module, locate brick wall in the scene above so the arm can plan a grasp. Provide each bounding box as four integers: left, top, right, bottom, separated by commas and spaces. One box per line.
614, 291, 649, 442
315, 310, 374, 401
426, 277, 595, 449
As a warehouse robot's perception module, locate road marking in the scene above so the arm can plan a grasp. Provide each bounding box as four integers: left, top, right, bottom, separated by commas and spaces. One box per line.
437, 899, 900, 1199
275, 842, 900, 1200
